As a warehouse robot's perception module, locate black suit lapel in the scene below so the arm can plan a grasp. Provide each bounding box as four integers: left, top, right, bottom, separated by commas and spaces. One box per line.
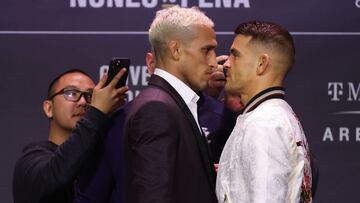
148, 74, 216, 190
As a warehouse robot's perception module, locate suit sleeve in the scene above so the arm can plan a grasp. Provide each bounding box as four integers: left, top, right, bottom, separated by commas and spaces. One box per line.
13, 106, 109, 202
125, 102, 178, 203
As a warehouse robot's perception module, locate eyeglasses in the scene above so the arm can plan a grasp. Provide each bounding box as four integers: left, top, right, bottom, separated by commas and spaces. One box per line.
48, 87, 93, 103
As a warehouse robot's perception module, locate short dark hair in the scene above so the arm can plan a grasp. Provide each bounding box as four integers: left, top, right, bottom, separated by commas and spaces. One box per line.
47, 69, 91, 99
234, 21, 295, 71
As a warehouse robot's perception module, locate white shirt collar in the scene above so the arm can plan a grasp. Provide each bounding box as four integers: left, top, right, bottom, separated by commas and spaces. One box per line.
154, 68, 200, 105
154, 68, 201, 131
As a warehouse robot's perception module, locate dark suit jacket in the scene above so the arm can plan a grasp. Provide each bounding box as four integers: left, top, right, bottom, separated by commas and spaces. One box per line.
197, 92, 238, 163
73, 94, 237, 203
124, 74, 218, 203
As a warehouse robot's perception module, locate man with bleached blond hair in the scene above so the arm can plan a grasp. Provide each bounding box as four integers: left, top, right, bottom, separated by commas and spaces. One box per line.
124, 6, 219, 203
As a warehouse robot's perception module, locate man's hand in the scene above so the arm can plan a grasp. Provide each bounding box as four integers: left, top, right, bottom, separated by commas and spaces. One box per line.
222, 93, 243, 113
91, 68, 129, 114
214, 163, 219, 173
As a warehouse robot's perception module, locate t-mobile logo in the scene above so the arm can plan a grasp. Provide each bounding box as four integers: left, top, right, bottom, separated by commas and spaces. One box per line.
328, 82, 360, 101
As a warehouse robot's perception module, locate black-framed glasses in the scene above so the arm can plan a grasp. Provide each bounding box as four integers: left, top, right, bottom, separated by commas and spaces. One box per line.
48, 87, 93, 103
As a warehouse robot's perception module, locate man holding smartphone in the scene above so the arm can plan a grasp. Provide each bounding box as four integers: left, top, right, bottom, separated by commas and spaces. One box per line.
12, 68, 128, 203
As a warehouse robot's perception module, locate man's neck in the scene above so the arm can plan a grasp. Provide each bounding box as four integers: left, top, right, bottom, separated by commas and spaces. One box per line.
242, 79, 283, 106
241, 86, 285, 114
48, 125, 71, 146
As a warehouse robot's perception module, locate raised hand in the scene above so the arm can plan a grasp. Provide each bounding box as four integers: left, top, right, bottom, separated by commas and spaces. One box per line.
91, 68, 129, 114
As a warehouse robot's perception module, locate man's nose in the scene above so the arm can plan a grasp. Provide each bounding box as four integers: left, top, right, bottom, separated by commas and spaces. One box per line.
222, 59, 231, 77
223, 58, 231, 69
77, 95, 89, 106
209, 52, 217, 68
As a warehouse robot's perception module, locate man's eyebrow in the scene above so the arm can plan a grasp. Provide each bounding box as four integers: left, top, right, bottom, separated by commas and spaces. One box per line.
63, 85, 93, 92
202, 44, 217, 49
230, 48, 240, 55
62, 85, 79, 90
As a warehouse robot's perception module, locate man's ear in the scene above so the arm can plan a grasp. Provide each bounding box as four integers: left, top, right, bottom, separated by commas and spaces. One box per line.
256, 53, 270, 75
145, 52, 155, 74
43, 100, 53, 119
168, 40, 181, 61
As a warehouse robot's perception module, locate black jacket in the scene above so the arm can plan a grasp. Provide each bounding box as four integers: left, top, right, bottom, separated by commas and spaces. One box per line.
13, 107, 109, 203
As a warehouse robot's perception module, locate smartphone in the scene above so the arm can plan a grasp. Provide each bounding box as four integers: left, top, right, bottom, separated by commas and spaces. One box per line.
105, 57, 130, 88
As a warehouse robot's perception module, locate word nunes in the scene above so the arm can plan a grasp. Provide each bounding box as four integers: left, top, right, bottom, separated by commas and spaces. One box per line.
70, 0, 250, 8
99, 64, 150, 101
323, 127, 360, 142
328, 82, 360, 101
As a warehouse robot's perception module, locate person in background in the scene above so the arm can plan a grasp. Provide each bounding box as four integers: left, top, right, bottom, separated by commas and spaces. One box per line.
13, 68, 128, 203
216, 21, 313, 203
207, 55, 243, 113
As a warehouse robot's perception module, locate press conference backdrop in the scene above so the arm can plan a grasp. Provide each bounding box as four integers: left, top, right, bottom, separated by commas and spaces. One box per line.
1, 0, 359, 202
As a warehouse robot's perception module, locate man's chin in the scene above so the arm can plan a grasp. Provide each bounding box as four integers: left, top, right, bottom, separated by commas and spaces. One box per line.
224, 84, 232, 92
199, 83, 209, 92
190, 81, 206, 92
72, 115, 83, 123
